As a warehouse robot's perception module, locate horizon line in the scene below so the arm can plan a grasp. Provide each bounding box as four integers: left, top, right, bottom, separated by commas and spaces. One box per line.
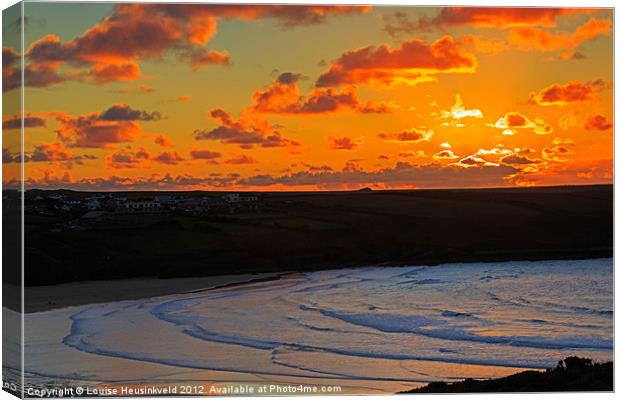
5, 182, 613, 194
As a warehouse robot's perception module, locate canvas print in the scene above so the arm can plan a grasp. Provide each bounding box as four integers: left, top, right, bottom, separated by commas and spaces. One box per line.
2, 2, 614, 397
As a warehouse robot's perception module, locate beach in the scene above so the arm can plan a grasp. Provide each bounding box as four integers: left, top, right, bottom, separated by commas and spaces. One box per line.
12, 258, 612, 394
21, 273, 284, 313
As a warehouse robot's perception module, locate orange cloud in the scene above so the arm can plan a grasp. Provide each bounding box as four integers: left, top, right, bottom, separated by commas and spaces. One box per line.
181, 48, 230, 70
189, 149, 222, 160
378, 128, 433, 143
57, 117, 141, 148
528, 80, 608, 106
153, 151, 185, 165
107, 147, 150, 169
542, 146, 572, 162
251, 72, 391, 114
3, 44, 65, 92
89, 62, 141, 83
509, 18, 611, 59
193, 108, 301, 150
542, 138, 575, 162
224, 154, 259, 165
154, 135, 175, 147
499, 153, 541, 165
584, 114, 612, 131
398, 150, 426, 158
54, 104, 161, 148
491, 112, 552, 135
28, 142, 72, 162
316, 36, 476, 87
494, 112, 531, 128
525, 159, 611, 184
451, 155, 499, 168
10, 5, 369, 91
327, 136, 362, 150
433, 149, 459, 159
414, 7, 586, 29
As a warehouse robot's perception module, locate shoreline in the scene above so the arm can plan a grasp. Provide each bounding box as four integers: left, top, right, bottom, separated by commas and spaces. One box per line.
18, 256, 612, 313
19, 272, 287, 313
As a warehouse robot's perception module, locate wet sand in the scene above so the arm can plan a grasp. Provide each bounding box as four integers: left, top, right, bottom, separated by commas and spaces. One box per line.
21, 272, 284, 313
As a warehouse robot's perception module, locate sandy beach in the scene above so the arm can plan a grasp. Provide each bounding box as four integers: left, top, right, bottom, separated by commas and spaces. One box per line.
22, 272, 284, 313
6, 259, 611, 395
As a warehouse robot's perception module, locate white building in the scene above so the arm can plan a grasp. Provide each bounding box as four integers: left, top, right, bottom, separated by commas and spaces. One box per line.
122, 199, 161, 213
222, 193, 240, 203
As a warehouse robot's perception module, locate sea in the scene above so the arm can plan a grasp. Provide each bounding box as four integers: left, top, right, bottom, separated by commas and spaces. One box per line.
12, 258, 613, 394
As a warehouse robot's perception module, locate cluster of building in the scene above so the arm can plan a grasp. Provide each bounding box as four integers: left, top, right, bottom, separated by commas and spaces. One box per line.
23, 191, 261, 230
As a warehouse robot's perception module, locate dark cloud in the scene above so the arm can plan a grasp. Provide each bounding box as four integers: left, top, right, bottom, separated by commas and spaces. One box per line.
194, 108, 301, 149
500, 153, 541, 165
277, 72, 303, 84
3, 115, 47, 130
413, 7, 585, 30
224, 154, 259, 164
238, 161, 517, 189
189, 149, 222, 160
584, 114, 612, 131
153, 151, 184, 165
542, 145, 573, 162
382, 12, 419, 37
180, 48, 230, 70
4, 143, 97, 167
54, 104, 161, 148
20, 158, 521, 190
99, 104, 163, 121
451, 155, 498, 168
252, 72, 392, 115
107, 147, 150, 169
327, 136, 360, 150
2, 147, 20, 164
378, 128, 433, 143
529, 79, 609, 106
433, 149, 459, 159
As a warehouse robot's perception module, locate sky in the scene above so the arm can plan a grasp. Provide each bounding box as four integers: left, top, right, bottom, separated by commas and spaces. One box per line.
2, 4, 614, 191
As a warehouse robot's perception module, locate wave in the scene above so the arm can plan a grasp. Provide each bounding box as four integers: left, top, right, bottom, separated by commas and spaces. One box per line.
487, 292, 613, 317
54, 258, 612, 386
300, 306, 612, 351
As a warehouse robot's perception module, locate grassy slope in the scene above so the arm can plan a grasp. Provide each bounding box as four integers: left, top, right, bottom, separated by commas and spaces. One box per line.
15, 184, 612, 285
